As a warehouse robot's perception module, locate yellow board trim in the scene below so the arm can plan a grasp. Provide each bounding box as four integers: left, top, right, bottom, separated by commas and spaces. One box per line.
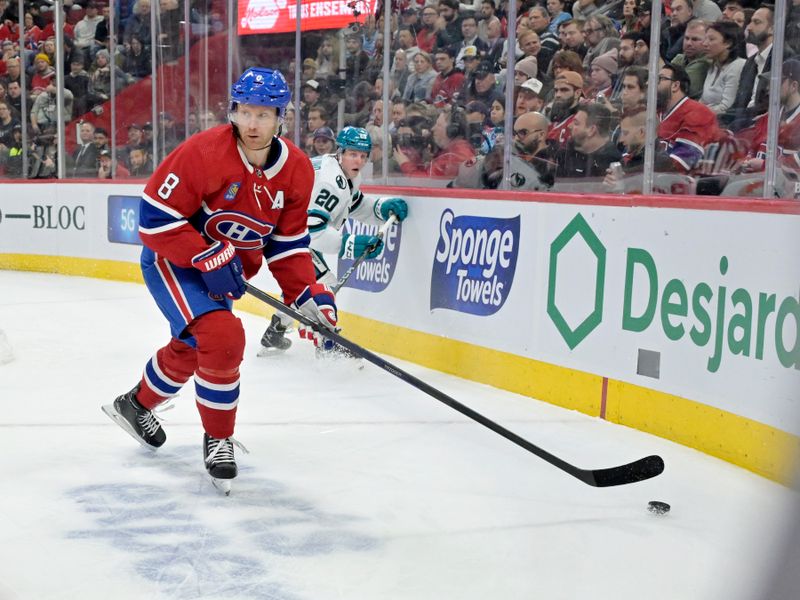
3, 253, 798, 485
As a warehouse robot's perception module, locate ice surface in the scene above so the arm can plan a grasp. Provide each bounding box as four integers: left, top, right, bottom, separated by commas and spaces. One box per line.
0, 271, 798, 600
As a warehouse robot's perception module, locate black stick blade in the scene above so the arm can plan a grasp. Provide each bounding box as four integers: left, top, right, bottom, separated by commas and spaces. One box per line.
587, 455, 665, 487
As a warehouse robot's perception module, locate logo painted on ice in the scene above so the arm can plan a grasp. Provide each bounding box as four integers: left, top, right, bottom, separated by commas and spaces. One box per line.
204, 211, 274, 249
430, 210, 519, 316
336, 218, 401, 292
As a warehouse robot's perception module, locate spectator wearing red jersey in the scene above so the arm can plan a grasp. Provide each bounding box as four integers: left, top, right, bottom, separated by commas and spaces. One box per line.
417, 5, 439, 53
429, 105, 476, 177
656, 63, 720, 172
430, 46, 465, 106
738, 60, 800, 174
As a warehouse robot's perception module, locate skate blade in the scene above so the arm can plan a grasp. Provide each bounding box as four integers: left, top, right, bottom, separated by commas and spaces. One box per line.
257, 345, 289, 357
211, 477, 232, 496
101, 404, 158, 451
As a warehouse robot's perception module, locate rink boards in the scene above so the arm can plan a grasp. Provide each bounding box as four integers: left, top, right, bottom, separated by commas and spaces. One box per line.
0, 181, 799, 484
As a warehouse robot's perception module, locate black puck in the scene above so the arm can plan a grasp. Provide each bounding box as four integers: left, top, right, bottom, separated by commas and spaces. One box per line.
647, 500, 671, 515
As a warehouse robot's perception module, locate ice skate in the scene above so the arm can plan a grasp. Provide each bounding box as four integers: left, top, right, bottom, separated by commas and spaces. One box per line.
204, 434, 248, 495
102, 385, 166, 450
257, 313, 292, 356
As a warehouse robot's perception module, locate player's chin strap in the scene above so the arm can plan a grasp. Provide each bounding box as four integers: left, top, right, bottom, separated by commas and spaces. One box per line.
243, 282, 666, 488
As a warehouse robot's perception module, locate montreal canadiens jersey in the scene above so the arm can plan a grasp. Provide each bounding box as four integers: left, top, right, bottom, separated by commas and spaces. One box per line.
138, 125, 316, 303
306, 153, 382, 256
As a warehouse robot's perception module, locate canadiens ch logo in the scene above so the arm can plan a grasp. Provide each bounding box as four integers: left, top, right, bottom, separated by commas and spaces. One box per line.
204, 211, 274, 249
224, 182, 241, 201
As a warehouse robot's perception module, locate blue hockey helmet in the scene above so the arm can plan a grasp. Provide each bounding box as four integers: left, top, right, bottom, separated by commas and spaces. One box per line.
230, 67, 291, 118
336, 126, 372, 153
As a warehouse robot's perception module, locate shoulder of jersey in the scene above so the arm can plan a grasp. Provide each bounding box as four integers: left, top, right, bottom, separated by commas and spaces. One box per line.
185, 124, 235, 151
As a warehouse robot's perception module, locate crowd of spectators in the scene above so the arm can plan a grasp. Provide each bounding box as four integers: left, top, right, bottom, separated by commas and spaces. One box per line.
1, 0, 799, 194
0, 0, 225, 179
295, 0, 800, 194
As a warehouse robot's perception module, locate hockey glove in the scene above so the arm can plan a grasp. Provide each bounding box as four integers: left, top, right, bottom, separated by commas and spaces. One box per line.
375, 197, 408, 222
340, 234, 384, 260
192, 240, 246, 300
293, 284, 339, 349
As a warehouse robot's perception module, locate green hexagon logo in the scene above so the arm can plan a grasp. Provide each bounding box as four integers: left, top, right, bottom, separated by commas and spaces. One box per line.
547, 214, 606, 349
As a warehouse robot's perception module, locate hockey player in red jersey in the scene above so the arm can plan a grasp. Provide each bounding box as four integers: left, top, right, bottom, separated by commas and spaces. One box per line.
102, 67, 338, 494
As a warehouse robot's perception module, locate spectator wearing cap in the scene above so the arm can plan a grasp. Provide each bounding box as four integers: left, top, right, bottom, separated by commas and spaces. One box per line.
581, 15, 620, 73
89, 49, 133, 111
397, 26, 421, 71
30, 53, 55, 97
302, 58, 318, 83
516, 77, 546, 116
738, 60, 800, 175
453, 14, 488, 70
403, 51, 437, 102
311, 126, 336, 157
73, 1, 102, 55
430, 47, 465, 106
417, 5, 440, 53
97, 148, 131, 179
657, 63, 720, 172
547, 70, 584, 147
435, 0, 464, 49
589, 51, 617, 103
121, 35, 151, 80
302, 79, 322, 114
700, 21, 746, 118
461, 46, 482, 84
556, 102, 621, 178
461, 60, 502, 107
514, 56, 539, 88
671, 20, 711, 101
400, 7, 420, 30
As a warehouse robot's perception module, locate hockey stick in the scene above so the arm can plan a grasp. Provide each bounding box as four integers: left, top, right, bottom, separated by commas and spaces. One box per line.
244, 282, 665, 488
333, 214, 398, 294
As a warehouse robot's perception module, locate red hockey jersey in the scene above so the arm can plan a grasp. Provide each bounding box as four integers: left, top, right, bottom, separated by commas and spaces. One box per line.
138, 125, 316, 304
657, 96, 720, 172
